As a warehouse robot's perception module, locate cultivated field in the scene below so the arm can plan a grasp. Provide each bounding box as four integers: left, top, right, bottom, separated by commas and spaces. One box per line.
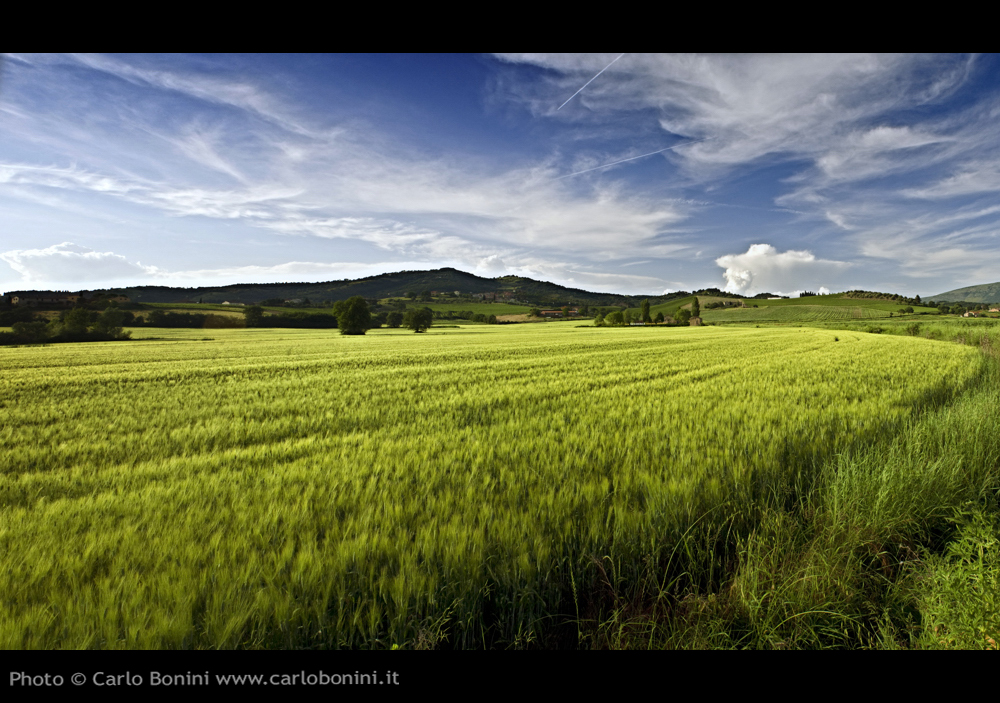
2, 324, 994, 649
702, 304, 894, 323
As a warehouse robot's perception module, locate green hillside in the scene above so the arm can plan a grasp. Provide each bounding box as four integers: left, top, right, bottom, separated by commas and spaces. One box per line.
48, 268, 689, 308
703, 305, 894, 323
929, 281, 1000, 304
626, 293, 938, 323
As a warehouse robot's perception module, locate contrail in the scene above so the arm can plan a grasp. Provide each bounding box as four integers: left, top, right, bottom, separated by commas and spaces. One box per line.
556, 138, 712, 179
557, 53, 625, 110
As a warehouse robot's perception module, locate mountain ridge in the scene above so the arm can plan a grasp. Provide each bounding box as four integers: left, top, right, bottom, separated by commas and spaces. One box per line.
3, 267, 692, 308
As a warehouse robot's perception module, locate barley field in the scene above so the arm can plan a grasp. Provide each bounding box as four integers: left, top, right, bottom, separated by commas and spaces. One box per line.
0, 325, 986, 648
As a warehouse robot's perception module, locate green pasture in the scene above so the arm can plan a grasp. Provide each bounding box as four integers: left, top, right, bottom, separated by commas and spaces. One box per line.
702, 304, 896, 323
742, 294, 939, 313
412, 301, 532, 315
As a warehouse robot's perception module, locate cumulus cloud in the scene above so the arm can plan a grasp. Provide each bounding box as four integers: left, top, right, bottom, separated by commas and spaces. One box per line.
0, 242, 158, 285
715, 244, 849, 295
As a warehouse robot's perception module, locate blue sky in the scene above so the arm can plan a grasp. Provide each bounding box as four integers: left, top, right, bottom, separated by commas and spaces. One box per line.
2, 53, 999, 297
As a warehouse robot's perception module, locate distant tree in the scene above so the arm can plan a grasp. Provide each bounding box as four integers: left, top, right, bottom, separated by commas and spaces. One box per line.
61, 307, 92, 335
386, 311, 403, 328
561, 306, 570, 318
243, 305, 265, 328
528, 308, 541, 318
674, 308, 691, 325
419, 290, 433, 302
333, 296, 371, 335
93, 308, 129, 339
607, 311, 624, 326
654, 311, 664, 324
594, 312, 605, 326
403, 307, 433, 333
623, 310, 634, 324
641, 299, 651, 323
487, 314, 497, 324
950, 305, 964, 316
148, 309, 166, 327
11, 321, 50, 343
581, 304, 590, 316
691, 297, 700, 319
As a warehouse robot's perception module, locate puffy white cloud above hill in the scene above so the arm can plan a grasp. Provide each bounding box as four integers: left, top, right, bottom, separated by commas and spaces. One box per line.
0, 242, 158, 285
716, 244, 848, 296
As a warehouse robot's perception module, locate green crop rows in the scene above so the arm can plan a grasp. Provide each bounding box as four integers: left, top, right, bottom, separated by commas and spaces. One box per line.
703, 305, 894, 323
0, 325, 983, 648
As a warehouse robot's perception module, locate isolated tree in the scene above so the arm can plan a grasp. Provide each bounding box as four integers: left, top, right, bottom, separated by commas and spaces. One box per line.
334, 296, 371, 335
654, 311, 665, 324
243, 305, 265, 328
386, 311, 403, 328
403, 307, 433, 333
674, 308, 691, 325
691, 297, 700, 319
641, 299, 651, 323
528, 308, 541, 318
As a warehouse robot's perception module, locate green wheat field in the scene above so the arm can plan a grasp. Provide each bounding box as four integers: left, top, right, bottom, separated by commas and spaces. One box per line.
2, 323, 999, 649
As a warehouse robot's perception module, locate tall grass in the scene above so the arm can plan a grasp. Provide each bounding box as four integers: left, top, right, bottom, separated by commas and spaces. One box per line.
585, 336, 1000, 649
1, 325, 990, 648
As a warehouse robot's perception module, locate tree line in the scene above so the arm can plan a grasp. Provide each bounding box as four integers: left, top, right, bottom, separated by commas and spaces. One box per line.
243, 297, 433, 334
0, 307, 131, 345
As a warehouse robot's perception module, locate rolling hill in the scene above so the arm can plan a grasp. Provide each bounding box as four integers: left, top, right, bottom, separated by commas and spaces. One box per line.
928, 281, 1000, 304
8, 268, 685, 309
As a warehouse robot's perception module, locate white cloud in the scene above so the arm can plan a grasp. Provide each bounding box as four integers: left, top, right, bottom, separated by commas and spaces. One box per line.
0, 242, 158, 285
715, 243, 849, 295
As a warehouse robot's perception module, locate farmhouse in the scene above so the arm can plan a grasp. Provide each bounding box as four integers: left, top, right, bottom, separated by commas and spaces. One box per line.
9, 291, 84, 307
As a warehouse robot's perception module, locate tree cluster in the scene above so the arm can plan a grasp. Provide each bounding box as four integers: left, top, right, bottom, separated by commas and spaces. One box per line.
0, 307, 132, 346
844, 290, 923, 306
